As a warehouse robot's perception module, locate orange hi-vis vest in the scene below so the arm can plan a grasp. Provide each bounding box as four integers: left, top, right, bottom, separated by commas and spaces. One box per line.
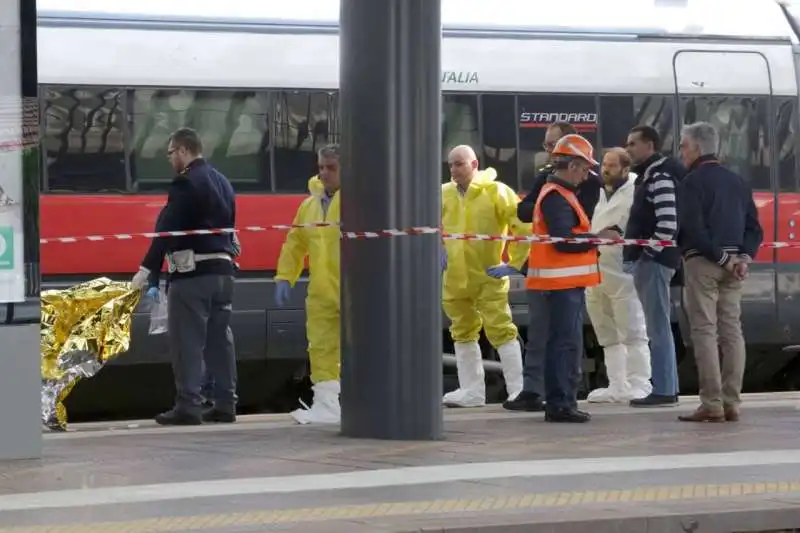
526, 182, 602, 291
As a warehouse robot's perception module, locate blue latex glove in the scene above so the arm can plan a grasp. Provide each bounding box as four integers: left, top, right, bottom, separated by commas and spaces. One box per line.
275, 280, 291, 307
622, 261, 636, 275
146, 286, 160, 301
486, 263, 518, 279
441, 247, 448, 272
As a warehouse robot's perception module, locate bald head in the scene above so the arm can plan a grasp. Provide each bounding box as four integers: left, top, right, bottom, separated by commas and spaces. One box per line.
449, 145, 477, 162
448, 145, 479, 188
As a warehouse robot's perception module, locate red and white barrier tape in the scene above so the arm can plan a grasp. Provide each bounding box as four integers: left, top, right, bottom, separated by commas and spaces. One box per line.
38, 223, 800, 249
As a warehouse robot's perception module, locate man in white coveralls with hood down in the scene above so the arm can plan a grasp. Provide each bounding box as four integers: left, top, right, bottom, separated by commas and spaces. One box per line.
585, 147, 652, 402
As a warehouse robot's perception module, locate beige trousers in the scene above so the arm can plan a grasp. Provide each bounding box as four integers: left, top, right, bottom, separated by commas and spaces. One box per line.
683, 256, 747, 411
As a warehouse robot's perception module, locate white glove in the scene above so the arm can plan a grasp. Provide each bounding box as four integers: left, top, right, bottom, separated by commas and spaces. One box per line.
131, 266, 151, 290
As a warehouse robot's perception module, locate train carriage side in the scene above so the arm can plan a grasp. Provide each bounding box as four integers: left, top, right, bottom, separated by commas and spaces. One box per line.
35, 0, 800, 418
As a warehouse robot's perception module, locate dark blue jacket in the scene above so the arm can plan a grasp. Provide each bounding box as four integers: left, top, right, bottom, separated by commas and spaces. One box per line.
517, 164, 602, 223
623, 154, 685, 270
538, 176, 599, 254
141, 158, 237, 280
677, 155, 763, 265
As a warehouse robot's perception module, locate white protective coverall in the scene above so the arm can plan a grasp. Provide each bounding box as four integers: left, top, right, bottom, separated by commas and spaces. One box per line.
441, 168, 531, 408
585, 173, 653, 402
275, 176, 341, 424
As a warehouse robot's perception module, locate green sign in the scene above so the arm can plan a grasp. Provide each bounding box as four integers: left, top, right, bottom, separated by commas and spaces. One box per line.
0, 227, 14, 270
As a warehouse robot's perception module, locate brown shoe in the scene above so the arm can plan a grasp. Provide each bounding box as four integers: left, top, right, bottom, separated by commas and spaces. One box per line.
678, 407, 725, 423
724, 406, 740, 422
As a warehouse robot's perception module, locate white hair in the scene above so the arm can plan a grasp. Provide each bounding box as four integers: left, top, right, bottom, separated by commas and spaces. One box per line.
318, 144, 340, 159
681, 122, 719, 157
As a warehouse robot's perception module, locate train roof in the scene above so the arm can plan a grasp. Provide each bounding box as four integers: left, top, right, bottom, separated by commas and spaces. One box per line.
37, 0, 798, 42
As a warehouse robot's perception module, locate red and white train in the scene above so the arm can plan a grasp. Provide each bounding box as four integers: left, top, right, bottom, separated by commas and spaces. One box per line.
34, 0, 800, 415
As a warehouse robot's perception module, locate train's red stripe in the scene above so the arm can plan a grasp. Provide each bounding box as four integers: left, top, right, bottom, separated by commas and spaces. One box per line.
39, 191, 796, 275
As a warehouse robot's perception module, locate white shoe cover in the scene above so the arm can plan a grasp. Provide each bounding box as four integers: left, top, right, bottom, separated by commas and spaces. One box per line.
497, 339, 524, 402
588, 344, 635, 403
291, 380, 341, 425
626, 340, 652, 399
443, 341, 486, 408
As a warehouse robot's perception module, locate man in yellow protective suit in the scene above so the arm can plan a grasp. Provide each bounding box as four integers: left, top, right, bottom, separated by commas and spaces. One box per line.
274, 144, 341, 425
442, 145, 531, 408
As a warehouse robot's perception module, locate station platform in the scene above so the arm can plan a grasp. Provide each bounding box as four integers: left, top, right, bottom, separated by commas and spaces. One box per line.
1, 392, 799, 532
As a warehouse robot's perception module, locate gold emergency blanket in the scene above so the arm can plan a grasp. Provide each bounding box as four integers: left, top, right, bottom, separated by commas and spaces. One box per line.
41, 277, 141, 431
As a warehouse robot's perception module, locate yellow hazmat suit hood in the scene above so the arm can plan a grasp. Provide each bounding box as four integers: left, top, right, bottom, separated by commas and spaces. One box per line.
307, 175, 324, 196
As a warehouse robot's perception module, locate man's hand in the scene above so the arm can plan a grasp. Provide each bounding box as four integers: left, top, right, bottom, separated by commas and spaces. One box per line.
732, 254, 750, 281
274, 280, 291, 307
622, 261, 636, 275
596, 228, 621, 241
131, 267, 151, 290
723, 255, 744, 276
486, 263, 519, 279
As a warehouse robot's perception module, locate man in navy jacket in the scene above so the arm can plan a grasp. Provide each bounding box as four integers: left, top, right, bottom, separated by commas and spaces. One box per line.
676, 122, 763, 423
131, 127, 238, 426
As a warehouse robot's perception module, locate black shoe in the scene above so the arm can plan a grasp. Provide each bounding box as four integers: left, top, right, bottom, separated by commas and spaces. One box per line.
545, 407, 591, 423
629, 394, 679, 408
202, 409, 236, 423
154, 409, 202, 426
503, 391, 545, 412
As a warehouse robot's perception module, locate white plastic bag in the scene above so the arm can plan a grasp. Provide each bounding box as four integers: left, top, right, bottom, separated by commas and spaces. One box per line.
148, 290, 168, 335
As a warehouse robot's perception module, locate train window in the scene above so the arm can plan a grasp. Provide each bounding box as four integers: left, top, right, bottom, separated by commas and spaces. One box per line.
776, 97, 797, 192
130, 90, 272, 192
517, 94, 597, 192
599, 95, 675, 156
679, 96, 771, 191
273, 91, 339, 193
480, 94, 518, 189
441, 94, 481, 183
42, 87, 127, 192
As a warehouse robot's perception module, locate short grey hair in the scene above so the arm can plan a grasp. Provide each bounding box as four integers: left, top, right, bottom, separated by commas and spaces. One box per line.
318, 143, 340, 160
681, 122, 719, 157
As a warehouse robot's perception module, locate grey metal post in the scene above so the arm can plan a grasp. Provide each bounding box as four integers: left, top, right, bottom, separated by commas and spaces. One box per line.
339, 0, 443, 440
0, 0, 42, 459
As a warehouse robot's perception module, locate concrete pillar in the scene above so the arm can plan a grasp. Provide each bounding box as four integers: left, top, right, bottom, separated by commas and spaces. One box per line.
0, 0, 42, 459
339, 0, 443, 440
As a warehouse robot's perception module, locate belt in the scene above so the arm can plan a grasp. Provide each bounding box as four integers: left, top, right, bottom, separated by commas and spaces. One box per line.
195, 253, 232, 262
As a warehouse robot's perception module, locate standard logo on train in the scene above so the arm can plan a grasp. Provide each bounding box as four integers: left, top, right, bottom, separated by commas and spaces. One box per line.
519, 112, 598, 132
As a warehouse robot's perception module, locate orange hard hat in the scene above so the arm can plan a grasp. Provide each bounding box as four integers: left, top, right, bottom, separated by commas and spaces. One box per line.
551, 134, 598, 166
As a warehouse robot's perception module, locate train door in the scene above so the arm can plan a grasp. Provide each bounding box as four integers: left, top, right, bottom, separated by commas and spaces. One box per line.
672, 50, 779, 347
774, 52, 800, 346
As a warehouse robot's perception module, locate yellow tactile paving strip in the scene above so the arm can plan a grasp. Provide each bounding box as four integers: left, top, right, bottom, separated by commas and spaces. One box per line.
2, 481, 800, 533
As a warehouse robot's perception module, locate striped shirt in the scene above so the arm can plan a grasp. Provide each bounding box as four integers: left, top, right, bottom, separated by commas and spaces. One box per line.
644, 163, 678, 255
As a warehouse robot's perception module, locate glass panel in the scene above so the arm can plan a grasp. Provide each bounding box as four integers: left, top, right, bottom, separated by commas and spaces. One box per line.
480, 94, 518, 189
517, 94, 597, 191
679, 96, 771, 191
599, 95, 675, 156
273, 91, 339, 192
131, 89, 271, 191
776, 97, 797, 192
42, 87, 126, 192
441, 94, 481, 183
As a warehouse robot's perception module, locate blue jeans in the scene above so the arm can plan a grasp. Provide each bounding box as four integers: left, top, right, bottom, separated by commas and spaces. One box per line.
523, 291, 547, 397
632, 258, 679, 396
524, 290, 583, 403
534, 288, 585, 410
201, 370, 214, 402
